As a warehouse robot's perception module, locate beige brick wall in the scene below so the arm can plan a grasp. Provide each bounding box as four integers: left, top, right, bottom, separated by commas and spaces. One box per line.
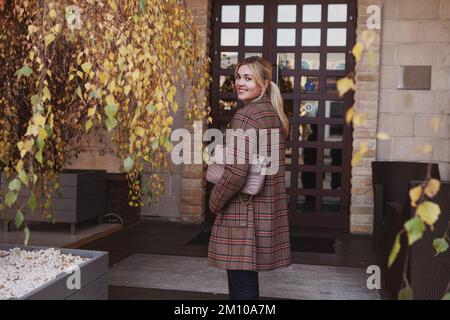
351, 0, 383, 234
351, 0, 450, 235
378, 0, 450, 183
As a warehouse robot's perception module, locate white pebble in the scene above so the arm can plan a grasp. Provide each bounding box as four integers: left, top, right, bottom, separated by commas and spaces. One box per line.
0, 248, 90, 299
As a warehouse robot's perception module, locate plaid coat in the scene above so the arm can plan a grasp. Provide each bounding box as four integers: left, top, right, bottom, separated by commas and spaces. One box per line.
208, 95, 292, 271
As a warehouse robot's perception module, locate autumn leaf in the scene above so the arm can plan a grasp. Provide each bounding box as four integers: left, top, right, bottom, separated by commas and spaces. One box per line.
404, 217, 425, 245
376, 132, 390, 140
345, 107, 354, 124
44, 33, 56, 47
409, 185, 422, 208
424, 178, 440, 198
433, 238, 449, 255
352, 42, 364, 62
417, 201, 441, 228
337, 77, 356, 97
388, 233, 401, 268
15, 65, 33, 78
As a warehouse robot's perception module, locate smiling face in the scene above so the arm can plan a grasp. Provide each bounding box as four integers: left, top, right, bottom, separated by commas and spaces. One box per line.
235, 64, 265, 104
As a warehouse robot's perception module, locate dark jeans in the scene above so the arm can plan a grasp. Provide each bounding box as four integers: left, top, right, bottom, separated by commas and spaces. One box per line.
226, 270, 259, 300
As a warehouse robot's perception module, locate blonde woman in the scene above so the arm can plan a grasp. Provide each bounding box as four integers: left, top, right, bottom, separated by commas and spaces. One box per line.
208, 56, 292, 300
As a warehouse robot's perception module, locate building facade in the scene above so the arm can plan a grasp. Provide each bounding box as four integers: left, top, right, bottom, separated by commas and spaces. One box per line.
59, 0, 450, 234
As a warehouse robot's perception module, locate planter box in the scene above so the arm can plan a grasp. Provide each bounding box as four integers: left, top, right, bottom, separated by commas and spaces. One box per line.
1, 169, 107, 234
0, 244, 109, 300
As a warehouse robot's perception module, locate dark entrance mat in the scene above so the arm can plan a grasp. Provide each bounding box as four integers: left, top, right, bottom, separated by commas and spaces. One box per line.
186, 231, 336, 254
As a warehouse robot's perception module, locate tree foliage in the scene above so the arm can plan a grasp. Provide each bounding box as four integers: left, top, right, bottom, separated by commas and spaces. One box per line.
0, 0, 211, 241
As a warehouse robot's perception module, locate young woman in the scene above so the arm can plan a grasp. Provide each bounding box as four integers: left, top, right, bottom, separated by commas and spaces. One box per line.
208, 56, 292, 300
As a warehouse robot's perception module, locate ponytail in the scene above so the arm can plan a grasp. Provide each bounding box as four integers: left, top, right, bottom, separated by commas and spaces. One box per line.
268, 81, 289, 139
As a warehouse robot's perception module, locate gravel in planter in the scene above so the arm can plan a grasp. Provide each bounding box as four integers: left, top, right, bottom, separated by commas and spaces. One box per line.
0, 248, 90, 299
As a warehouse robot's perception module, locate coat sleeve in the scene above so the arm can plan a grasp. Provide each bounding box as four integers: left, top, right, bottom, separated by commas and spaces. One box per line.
209, 108, 258, 214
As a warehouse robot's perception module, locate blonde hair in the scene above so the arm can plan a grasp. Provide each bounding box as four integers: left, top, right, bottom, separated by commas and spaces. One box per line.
235, 56, 289, 138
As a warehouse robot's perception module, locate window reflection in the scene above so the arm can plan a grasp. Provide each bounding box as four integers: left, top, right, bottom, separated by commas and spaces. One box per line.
277, 53, 295, 70
219, 75, 235, 93
300, 100, 319, 118
326, 53, 346, 70
277, 29, 296, 46
301, 53, 320, 70
279, 76, 294, 93
299, 124, 317, 142
325, 101, 345, 118
297, 195, 315, 213
323, 148, 343, 166
220, 52, 238, 70
324, 125, 343, 142
301, 76, 320, 93
323, 172, 342, 190
322, 196, 341, 213
284, 100, 293, 117
302, 29, 321, 46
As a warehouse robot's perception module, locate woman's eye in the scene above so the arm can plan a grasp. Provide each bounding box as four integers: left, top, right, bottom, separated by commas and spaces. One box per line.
245, 77, 252, 81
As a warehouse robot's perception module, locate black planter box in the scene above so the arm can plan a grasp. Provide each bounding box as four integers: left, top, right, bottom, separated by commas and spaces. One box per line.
0, 244, 109, 300
1, 170, 107, 234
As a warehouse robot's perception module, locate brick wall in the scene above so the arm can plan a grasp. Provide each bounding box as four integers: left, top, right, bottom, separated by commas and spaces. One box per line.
351, 0, 383, 234
378, 0, 450, 177
351, 0, 450, 235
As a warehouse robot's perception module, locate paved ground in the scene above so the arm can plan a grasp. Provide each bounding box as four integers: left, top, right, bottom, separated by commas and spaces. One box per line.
80, 218, 381, 300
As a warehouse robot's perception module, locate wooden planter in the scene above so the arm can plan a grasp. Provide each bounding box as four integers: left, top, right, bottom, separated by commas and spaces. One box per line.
0, 244, 109, 300
1, 169, 107, 234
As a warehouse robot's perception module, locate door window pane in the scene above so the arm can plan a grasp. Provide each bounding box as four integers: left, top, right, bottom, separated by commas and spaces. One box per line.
221, 29, 239, 46
218, 98, 238, 115
244, 52, 262, 58
299, 148, 317, 165
277, 29, 296, 46
323, 172, 342, 190
297, 195, 315, 213
325, 101, 345, 118
245, 29, 263, 46
277, 53, 295, 70
279, 76, 294, 93
324, 124, 343, 142
299, 171, 316, 189
278, 5, 297, 22
301, 53, 320, 70
285, 170, 291, 188
300, 100, 319, 118
301, 76, 320, 93
322, 196, 341, 213
327, 53, 346, 70
323, 148, 343, 166
327, 28, 347, 46
221, 5, 240, 23
302, 29, 321, 46
219, 75, 235, 93
285, 147, 292, 165
326, 76, 339, 94
302, 4, 322, 22
220, 52, 238, 70
246, 5, 264, 22
299, 124, 318, 141
284, 100, 293, 117
328, 4, 347, 22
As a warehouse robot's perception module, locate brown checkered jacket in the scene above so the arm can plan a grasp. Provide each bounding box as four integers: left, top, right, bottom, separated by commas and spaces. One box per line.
208, 95, 292, 271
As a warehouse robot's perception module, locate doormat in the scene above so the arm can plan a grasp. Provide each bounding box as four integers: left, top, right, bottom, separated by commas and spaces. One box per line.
186, 231, 335, 254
